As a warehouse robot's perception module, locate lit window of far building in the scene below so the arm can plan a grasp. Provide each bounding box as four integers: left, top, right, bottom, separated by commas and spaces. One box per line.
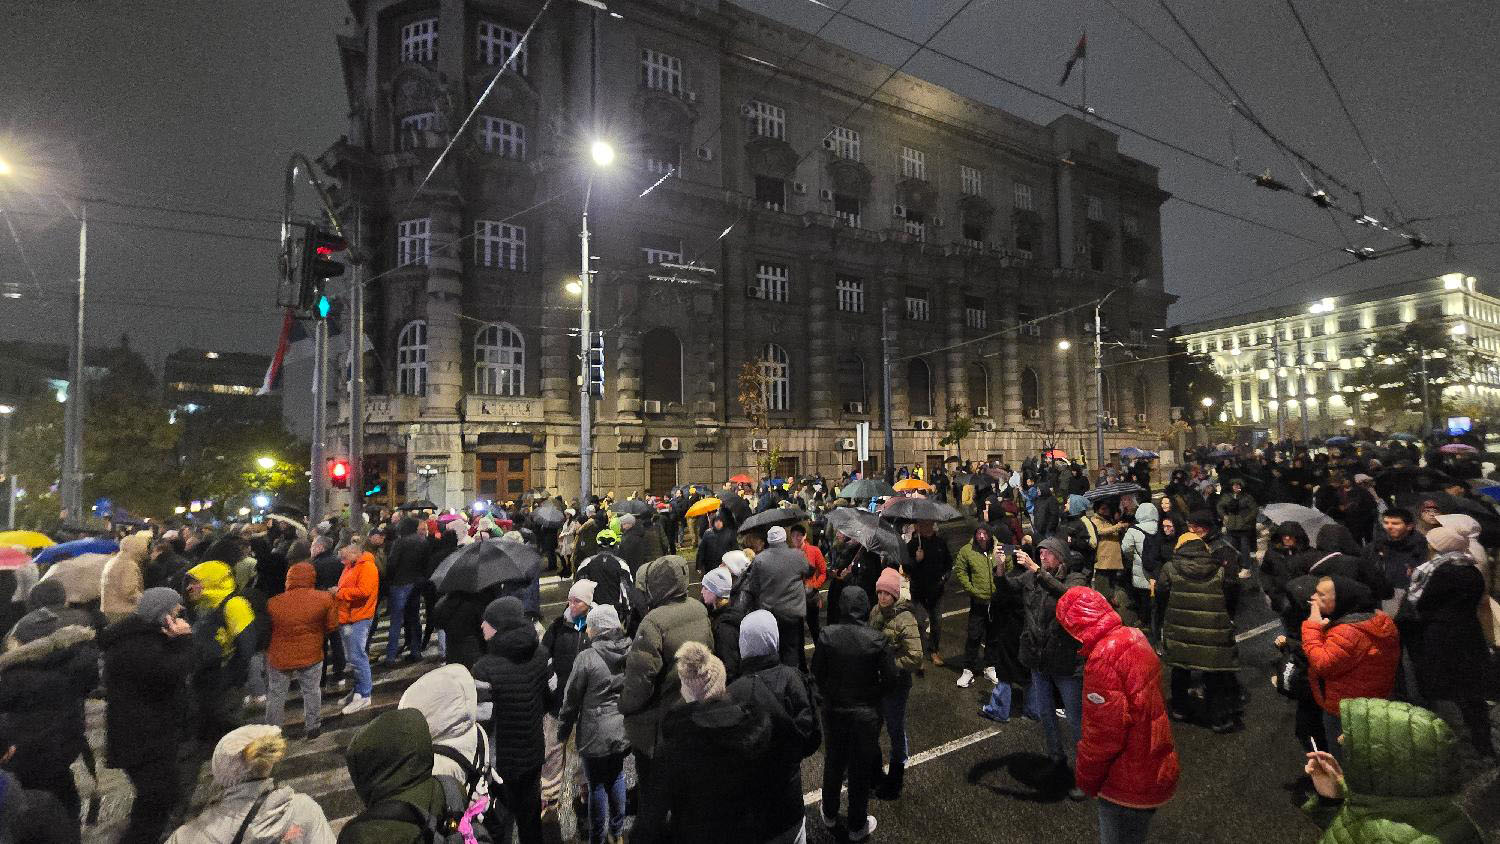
755, 262, 789, 302
965, 295, 987, 329
476, 21, 526, 72
828, 126, 860, 161
397, 320, 428, 395
962, 222, 985, 248
747, 100, 785, 140
640, 48, 682, 94
1086, 194, 1105, 221
400, 18, 438, 63
1122, 213, 1141, 236
641, 241, 682, 265
475, 221, 525, 270
905, 287, 929, 321
755, 176, 785, 211
904, 209, 926, 241
397, 218, 430, 266
474, 322, 524, 396
900, 146, 926, 179
960, 165, 983, 196
833, 194, 861, 227
836, 274, 865, 313
1013, 180, 1035, 211
478, 116, 525, 159
761, 344, 790, 411
399, 112, 438, 150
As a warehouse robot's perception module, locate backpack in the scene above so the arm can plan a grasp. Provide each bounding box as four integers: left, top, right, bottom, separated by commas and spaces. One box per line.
1128, 527, 1163, 578
354, 774, 493, 844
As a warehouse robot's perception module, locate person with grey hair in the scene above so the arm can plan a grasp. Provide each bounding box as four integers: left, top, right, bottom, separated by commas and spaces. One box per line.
616, 513, 648, 574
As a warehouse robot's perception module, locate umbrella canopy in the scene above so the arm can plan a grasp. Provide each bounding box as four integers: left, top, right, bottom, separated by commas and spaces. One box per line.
1118, 447, 1158, 461
437, 513, 462, 524
1325, 436, 1352, 446
1475, 485, 1500, 504
1374, 466, 1459, 500
269, 503, 307, 519
33, 538, 118, 567
1042, 449, 1068, 460
530, 505, 565, 528
1440, 443, 1479, 455
0, 530, 54, 550
824, 507, 905, 562
879, 496, 961, 522
37, 551, 112, 603
1083, 482, 1146, 502
893, 478, 933, 492
737, 506, 807, 534
837, 479, 897, 501
433, 539, 543, 594
728, 473, 753, 484
684, 497, 722, 519
0, 548, 32, 570
265, 513, 308, 536
1388, 432, 1420, 442
398, 499, 438, 511
611, 499, 653, 517
1261, 503, 1335, 540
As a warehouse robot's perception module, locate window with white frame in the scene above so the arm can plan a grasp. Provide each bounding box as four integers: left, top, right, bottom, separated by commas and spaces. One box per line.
640, 48, 682, 94
397, 320, 428, 395
1014, 181, 1035, 211
474, 322, 524, 396
903, 209, 926, 241
1122, 213, 1141, 236
641, 241, 682, 265
397, 218, 430, 266
475, 221, 525, 270
905, 288, 929, 321
1086, 195, 1105, 222
836, 275, 865, 313
900, 146, 926, 180
761, 344, 790, 411
1018, 306, 1041, 337
755, 262, 789, 302
828, 126, 860, 161
644, 139, 679, 175
833, 194, 861, 227
476, 21, 526, 72
399, 112, 438, 150
747, 101, 785, 140
960, 165, 983, 196
400, 19, 438, 63
965, 296, 987, 329
478, 116, 525, 159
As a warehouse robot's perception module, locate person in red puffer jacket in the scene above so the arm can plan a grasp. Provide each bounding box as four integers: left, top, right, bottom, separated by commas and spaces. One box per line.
1056, 586, 1179, 844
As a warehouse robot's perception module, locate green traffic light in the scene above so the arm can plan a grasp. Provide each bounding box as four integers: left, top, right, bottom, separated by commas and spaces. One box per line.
317, 295, 331, 319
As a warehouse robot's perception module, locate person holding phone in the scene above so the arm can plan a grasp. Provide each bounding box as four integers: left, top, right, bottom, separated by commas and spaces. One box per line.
952, 527, 1000, 689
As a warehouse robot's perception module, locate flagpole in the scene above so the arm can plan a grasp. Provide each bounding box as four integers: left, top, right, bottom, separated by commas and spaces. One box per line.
1081, 29, 1088, 112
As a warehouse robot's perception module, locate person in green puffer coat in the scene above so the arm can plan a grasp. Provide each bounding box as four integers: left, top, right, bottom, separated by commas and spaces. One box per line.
338, 709, 451, 844
1157, 512, 1241, 732
1302, 697, 1480, 843
951, 527, 1000, 688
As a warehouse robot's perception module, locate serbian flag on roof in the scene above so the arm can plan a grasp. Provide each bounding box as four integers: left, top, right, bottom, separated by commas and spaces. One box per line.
258, 309, 303, 395
1059, 33, 1087, 85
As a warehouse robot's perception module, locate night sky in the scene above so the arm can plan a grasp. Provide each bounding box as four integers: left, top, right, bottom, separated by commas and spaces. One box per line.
1, 0, 1495, 365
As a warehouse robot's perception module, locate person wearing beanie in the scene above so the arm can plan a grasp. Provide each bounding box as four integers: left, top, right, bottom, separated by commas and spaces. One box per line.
868, 566, 921, 800
634, 641, 773, 844
165, 724, 334, 843
557, 603, 632, 844
740, 523, 812, 669
1397, 526, 1494, 756
265, 562, 338, 740
471, 596, 553, 844
99, 587, 194, 844
700, 566, 745, 682
573, 535, 636, 614
540, 580, 597, 821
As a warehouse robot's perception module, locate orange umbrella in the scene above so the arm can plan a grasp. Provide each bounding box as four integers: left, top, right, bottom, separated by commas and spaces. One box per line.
684, 497, 722, 519
893, 478, 933, 492
728, 474, 753, 484
1043, 448, 1069, 460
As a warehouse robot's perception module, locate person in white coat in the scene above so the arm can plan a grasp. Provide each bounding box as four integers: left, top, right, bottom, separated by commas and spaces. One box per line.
165, 724, 334, 844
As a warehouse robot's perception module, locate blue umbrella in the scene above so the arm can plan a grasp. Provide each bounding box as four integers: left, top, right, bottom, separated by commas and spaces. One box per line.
34, 538, 118, 567
1325, 435, 1352, 446
1120, 447, 1159, 460
1477, 485, 1500, 504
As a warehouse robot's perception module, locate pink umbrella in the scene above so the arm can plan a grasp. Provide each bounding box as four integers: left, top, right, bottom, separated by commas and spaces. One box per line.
0, 547, 31, 570
1440, 443, 1479, 455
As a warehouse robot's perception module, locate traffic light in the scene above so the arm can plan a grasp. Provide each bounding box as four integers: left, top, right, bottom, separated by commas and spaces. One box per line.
328, 458, 350, 489
362, 459, 386, 498
290, 224, 349, 314
587, 330, 606, 397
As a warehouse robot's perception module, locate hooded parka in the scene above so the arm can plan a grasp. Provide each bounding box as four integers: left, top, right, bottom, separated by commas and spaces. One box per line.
1157, 533, 1238, 672
619, 555, 711, 756
556, 628, 632, 759
338, 709, 448, 844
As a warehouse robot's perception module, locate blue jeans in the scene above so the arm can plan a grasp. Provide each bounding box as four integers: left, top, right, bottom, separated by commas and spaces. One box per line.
581, 753, 626, 843
1030, 670, 1084, 762
880, 686, 910, 766
340, 619, 373, 696
384, 583, 421, 662
1098, 799, 1155, 844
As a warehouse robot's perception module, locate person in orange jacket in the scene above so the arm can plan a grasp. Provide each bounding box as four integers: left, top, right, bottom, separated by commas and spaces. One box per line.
1300, 574, 1399, 761
333, 540, 380, 715
266, 551, 339, 739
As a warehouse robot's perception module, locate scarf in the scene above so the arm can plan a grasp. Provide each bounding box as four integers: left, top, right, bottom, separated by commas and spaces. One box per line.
1406, 550, 1473, 605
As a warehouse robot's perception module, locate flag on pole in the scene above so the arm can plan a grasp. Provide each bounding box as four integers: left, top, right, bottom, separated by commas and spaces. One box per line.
1059, 33, 1087, 85
258, 309, 296, 395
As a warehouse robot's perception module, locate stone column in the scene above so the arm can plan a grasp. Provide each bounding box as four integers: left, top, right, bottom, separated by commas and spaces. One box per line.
614, 281, 642, 422
422, 198, 464, 419
722, 244, 751, 421
807, 256, 835, 426
999, 292, 1022, 426
882, 270, 909, 425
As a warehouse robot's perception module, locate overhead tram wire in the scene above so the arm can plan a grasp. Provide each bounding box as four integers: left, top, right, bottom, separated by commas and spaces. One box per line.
1095, 0, 1232, 102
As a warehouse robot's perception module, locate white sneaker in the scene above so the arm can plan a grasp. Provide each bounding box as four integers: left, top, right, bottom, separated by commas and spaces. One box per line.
849, 815, 878, 842
338, 691, 356, 708
983, 666, 999, 685
341, 694, 371, 715
956, 669, 974, 688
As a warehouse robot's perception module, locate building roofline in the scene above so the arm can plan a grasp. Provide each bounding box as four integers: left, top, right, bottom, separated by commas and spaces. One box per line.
1174, 273, 1489, 335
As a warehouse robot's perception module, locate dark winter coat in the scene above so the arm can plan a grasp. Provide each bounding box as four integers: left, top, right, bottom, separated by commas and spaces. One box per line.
338, 710, 447, 844
429, 589, 491, 669
1311, 524, 1392, 606
1260, 522, 1317, 609
617, 523, 649, 574
812, 590, 897, 720
556, 628, 632, 759
905, 533, 951, 600
99, 615, 194, 768
573, 552, 634, 611
470, 609, 553, 779
541, 612, 587, 715
632, 695, 774, 844
694, 525, 739, 574
744, 545, 810, 621
1006, 561, 1087, 677
383, 520, 429, 587
1399, 557, 1488, 702
1031, 488, 1062, 539
0, 622, 97, 779
620, 555, 711, 757
1158, 534, 1238, 672
728, 652, 821, 841
1365, 530, 1426, 591
708, 602, 746, 681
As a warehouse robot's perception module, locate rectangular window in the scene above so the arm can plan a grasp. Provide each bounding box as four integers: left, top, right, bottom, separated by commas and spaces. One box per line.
962, 222, 985, 248
833, 194, 861, 228
640, 48, 682, 94
1337, 316, 1361, 333
399, 112, 437, 150
960, 165, 983, 196
1014, 227, 1034, 259
905, 287, 929, 322
477, 116, 525, 159
1018, 306, 1041, 337
397, 218, 430, 266
754, 176, 785, 211
644, 139, 679, 176
476, 21, 526, 72
965, 296, 987, 329
1013, 180, 1035, 211
900, 146, 926, 180
1122, 213, 1141, 236
903, 209, 926, 241
1086, 195, 1105, 222
475, 221, 525, 270
836, 275, 865, 313
641, 242, 682, 265
828, 126, 860, 161
400, 18, 438, 63
754, 262, 789, 303
747, 100, 785, 140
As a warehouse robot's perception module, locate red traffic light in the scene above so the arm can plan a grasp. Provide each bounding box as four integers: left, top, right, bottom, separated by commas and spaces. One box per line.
329, 459, 350, 489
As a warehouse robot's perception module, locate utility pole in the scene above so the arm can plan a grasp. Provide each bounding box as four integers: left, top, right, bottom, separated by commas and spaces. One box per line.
309, 318, 328, 526
578, 182, 594, 508
1094, 299, 1107, 472
0, 406, 13, 529
1296, 337, 1310, 442
1417, 341, 1432, 440
880, 302, 895, 484
60, 203, 87, 523
347, 217, 365, 531
1271, 323, 1286, 442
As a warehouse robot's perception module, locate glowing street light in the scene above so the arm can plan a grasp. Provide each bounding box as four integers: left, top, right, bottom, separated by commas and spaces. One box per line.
1057, 339, 1072, 351
255, 455, 277, 470
0, 157, 10, 177
590, 140, 615, 167
252, 493, 271, 509
1201, 396, 1215, 408
565, 278, 583, 296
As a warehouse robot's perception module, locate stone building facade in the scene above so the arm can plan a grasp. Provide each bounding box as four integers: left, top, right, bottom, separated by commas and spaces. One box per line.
320, 0, 1174, 510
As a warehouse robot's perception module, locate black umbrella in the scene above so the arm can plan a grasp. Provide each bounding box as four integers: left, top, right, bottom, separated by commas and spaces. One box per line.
838, 479, 897, 500
530, 505, 565, 528
737, 506, 807, 534
398, 499, 438, 511
1396, 491, 1500, 546
1083, 482, 1145, 502
1374, 466, 1458, 501
610, 499, 653, 517
433, 539, 543, 593
269, 503, 307, 519
823, 507, 906, 563
879, 496, 961, 522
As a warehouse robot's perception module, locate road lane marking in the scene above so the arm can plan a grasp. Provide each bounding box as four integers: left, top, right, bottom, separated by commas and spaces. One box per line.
804, 727, 1004, 806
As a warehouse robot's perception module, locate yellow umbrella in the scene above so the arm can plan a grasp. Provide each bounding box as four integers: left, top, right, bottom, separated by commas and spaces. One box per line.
0, 530, 54, 550
684, 497, 722, 519
893, 478, 933, 492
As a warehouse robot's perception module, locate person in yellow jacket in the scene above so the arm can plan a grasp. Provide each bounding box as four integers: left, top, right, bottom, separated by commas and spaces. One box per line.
186, 560, 258, 741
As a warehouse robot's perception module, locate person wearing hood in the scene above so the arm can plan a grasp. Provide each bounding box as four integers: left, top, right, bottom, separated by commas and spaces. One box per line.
165, 724, 334, 844
812, 589, 897, 842
557, 604, 632, 844
382, 517, 429, 667
1215, 479, 1260, 567
1300, 699, 1481, 843
1157, 512, 1242, 732
1261, 522, 1316, 613
1119, 502, 1163, 632
1066, 464, 1090, 496
99, 530, 152, 624
905, 519, 951, 667
952, 526, 1001, 688
694, 513, 737, 577
1398, 527, 1495, 757
398, 663, 498, 839
701, 567, 745, 681
741, 525, 812, 668
632, 642, 773, 844
1054, 586, 1179, 844
185, 559, 259, 739
0, 715, 77, 844
619, 555, 711, 792
1032, 483, 1062, 539
869, 567, 921, 800
1275, 575, 1328, 762
338, 709, 452, 844
573, 531, 635, 616
1302, 574, 1400, 761
1062, 494, 1099, 570
333, 541, 380, 715
100, 587, 195, 844
0, 591, 99, 821
471, 596, 554, 844
265, 559, 338, 739
728, 610, 821, 844
540, 580, 593, 822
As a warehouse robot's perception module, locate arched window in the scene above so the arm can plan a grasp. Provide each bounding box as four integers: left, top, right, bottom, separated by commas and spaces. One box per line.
967, 361, 989, 415
1021, 366, 1042, 418
396, 320, 427, 396
1134, 374, 1149, 419
475, 322, 524, 396
837, 354, 867, 412
907, 358, 933, 417
641, 327, 683, 405
1101, 372, 1116, 417
761, 344, 789, 411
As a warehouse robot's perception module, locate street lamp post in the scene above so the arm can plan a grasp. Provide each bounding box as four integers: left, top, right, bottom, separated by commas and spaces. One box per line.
578, 140, 614, 508
1092, 289, 1121, 472
0, 405, 13, 529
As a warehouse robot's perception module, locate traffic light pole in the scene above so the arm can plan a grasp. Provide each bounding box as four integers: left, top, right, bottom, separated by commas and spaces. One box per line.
309, 316, 328, 527
60, 202, 87, 523
347, 208, 365, 531
578, 181, 594, 509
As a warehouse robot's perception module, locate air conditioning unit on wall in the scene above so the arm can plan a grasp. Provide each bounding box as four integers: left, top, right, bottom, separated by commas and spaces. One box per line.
836, 438, 856, 451
977, 420, 996, 431
819, 188, 834, 201
974, 406, 989, 417
792, 181, 808, 195
659, 436, 680, 451
642, 399, 663, 414
1136, 413, 1148, 423
750, 437, 769, 452
844, 401, 865, 414
1027, 408, 1042, 419
914, 419, 934, 431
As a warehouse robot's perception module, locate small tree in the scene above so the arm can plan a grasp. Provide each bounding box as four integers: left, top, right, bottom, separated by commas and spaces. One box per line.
1168, 349, 1225, 424
736, 360, 778, 476
1343, 319, 1481, 426
938, 402, 972, 462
